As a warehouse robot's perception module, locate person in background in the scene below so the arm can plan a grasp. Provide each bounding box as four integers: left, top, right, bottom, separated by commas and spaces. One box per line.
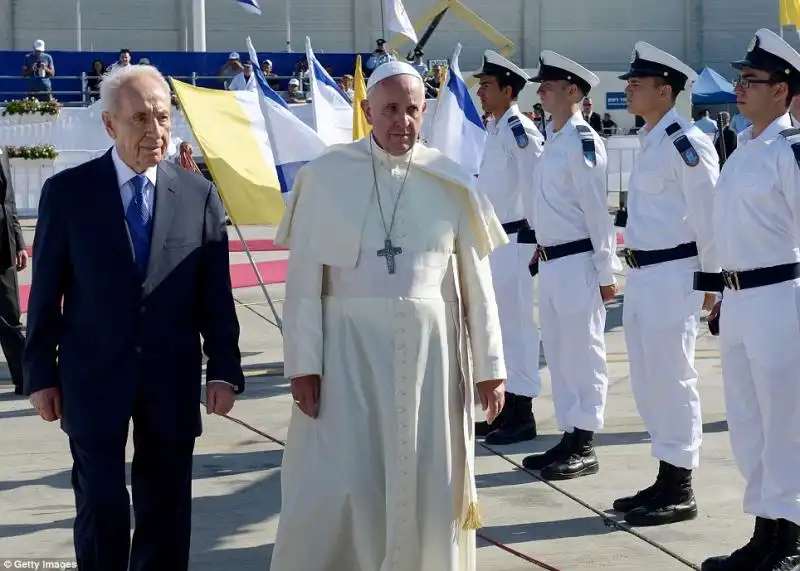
228, 61, 258, 92
284, 78, 306, 103
340, 74, 355, 99
87, 59, 106, 100
0, 149, 28, 397
365, 38, 396, 73
601, 112, 618, 136
108, 49, 132, 72
219, 53, 244, 89
694, 109, 718, 138
409, 48, 428, 76
425, 64, 446, 98
582, 97, 603, 131
22, 39, 54, 102
731, 110, 751, 133
261, 59, 280, 90
713, 111, 738, 166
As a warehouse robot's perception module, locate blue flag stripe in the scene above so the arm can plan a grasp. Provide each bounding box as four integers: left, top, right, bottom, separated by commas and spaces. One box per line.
276, 161, 309, 194
448, 70, 484, 131
310, 56, 352, 104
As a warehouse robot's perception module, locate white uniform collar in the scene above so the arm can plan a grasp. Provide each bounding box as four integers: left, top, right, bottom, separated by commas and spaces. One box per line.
111, 145, 158, 188
549, 111, 583, 140
487, 103, 520, 132
739, 113, 793, 145
638, 107, 680, 144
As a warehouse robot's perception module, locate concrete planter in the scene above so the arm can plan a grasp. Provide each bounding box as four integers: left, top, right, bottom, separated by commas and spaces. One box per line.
8, 157, 57, 216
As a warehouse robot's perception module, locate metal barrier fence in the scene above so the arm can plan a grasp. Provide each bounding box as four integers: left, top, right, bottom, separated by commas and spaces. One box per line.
0, 73, 310, 104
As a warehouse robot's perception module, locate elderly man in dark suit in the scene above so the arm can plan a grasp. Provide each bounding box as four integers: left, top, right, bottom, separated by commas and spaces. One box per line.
0, 150, 28, 395
22, 63, 244, 571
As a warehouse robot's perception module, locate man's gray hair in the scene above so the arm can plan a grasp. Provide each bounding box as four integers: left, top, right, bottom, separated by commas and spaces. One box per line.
99, 64, 171, 114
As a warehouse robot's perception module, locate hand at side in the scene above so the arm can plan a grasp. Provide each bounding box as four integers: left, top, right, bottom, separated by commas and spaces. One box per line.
291, 375, 321, 418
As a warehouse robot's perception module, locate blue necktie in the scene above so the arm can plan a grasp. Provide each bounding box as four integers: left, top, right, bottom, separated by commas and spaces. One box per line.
125, 174, 152, 278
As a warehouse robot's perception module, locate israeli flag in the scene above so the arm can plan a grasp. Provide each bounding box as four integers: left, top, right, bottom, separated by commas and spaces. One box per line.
246, 37, 327, 200
236, 0, 262, 15
305, 37, 353, 145
428, 44, 487, 177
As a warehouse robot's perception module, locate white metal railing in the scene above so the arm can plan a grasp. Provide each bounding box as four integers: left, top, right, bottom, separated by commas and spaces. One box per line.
2, 105, 641, 217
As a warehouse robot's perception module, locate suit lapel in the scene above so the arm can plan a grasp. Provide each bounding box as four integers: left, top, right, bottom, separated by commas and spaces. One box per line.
96, 151, 139, 279
143, 161, 178, 293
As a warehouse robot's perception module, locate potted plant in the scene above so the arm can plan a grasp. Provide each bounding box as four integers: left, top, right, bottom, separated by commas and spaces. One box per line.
1, 97, 62, 124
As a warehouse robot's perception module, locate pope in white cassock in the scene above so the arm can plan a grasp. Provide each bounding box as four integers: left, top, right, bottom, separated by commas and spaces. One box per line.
269, 61, 509, 571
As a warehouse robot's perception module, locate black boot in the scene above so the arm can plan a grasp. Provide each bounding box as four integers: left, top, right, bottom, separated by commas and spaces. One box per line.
701, 517, 778, 570
613, 461, 668, 513
754, 519, 800, 571
540, 428, 599, 480
624, 463, 698, 526
522, 432, 571, 471
475, 395, 510, 438
484, 393, 537, 445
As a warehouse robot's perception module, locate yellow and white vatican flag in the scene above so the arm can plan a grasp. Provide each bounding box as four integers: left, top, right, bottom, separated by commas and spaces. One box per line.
170, 78, 285, 225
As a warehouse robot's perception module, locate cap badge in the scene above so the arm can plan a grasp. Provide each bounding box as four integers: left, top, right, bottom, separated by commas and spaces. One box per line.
630, 49, 637, 64
747, 36, 757, 53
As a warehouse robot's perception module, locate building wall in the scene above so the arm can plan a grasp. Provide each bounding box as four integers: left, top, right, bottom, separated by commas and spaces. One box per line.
0, 0, 792, 76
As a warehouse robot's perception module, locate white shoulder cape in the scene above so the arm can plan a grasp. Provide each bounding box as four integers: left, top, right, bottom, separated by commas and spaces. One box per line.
274, 137, 508, 267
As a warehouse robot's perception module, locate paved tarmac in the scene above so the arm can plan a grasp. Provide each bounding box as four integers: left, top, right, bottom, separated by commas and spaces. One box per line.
0, 222, 756, 570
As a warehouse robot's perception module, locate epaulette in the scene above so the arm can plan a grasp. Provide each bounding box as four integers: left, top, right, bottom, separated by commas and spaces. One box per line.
779, 128, 800, 170
575, 124, 597, 167
508, 115, 530, 148
665, 122, 700, 167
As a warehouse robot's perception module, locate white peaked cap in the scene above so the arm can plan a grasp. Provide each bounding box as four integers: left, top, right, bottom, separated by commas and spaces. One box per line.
474, 50, 530, 82
366, 61, 423, 93
732, 28, 800, 85
531, 50, 600, 92
621, 41, 698, 87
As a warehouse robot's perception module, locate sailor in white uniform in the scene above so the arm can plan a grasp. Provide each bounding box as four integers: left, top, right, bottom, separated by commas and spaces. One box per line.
473, 51, 544, 445
701, 28, 800, 571
611, 42, 720, 528
519, 51, 619, 481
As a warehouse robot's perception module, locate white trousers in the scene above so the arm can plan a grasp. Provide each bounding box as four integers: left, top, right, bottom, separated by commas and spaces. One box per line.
538, 252, 609, 433
720, 279, 800, 525
489, 240, 541, 397
623, 258, 704, 470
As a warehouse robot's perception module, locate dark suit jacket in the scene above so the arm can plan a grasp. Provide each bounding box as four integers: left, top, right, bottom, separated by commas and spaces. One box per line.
0, 152, 26, 269
585, 112, 602, 133
22, 150, 244, 440
715, 126, 738, 165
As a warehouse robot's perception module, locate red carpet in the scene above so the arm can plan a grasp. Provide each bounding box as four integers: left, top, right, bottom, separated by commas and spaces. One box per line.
24, 239, 286, 258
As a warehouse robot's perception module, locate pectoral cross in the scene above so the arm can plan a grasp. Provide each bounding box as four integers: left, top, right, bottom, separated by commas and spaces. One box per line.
377, 238, 402, 274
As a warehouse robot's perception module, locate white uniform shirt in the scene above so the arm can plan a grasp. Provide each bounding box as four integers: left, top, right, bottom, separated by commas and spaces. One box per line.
477, 104, 544, 225
714, 113, 800, 271
625, 108, 720, 273
528, 112, 618, 285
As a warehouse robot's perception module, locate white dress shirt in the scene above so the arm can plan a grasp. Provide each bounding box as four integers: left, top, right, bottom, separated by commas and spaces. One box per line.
625, 107, 720, 273
477, 104, 544, 224
713, 113, 800, 271
529, 112, 618, 285
228, 71, 258, 92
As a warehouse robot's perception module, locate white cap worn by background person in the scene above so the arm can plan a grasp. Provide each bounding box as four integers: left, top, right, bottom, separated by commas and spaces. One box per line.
33, 39, 45, 51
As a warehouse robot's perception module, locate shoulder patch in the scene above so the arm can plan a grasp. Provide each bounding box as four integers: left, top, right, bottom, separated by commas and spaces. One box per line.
665, 122, 700, 167
575, 124, 597, 167
508, 115, 529, 148
780, 128, 800, 170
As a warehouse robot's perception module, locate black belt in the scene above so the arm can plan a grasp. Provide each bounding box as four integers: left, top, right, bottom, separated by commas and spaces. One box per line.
614, 209, 627, 228
623, 242, 698, 269
694, 263, 800, 293
529, 238, 593, 277
502, 219, 537, 244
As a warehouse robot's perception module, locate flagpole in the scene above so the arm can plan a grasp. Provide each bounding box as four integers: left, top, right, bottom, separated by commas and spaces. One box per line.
285, 0, 292, 52
232, 222, 284, 333
380, 0, 387, 40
